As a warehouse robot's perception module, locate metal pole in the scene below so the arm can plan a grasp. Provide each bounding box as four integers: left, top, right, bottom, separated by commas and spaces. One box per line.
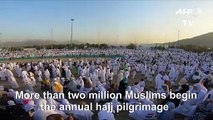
0, 33, 1, 49
51, 28, 53, 59
51, 28, 53, 49
178, 29, 180, 47
98, 31, 100, 49
70, 19, 74, 48
134, 38, 136, 55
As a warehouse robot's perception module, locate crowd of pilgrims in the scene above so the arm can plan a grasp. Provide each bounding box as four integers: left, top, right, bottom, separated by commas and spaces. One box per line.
0, 49, 133, 59
0, 48, 213, 120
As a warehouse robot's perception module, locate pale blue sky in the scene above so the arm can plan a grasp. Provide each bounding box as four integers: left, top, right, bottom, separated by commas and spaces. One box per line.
0, 1, 213, 44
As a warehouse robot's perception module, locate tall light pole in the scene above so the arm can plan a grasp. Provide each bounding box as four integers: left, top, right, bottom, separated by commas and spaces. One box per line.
51, 28, 53, 59
0, 32, 2, 49
98, 31, 100, 49
51, 28, 53, 49
178, 29, 180, 47
70, 19, 74, 48
134, 37, 136, 55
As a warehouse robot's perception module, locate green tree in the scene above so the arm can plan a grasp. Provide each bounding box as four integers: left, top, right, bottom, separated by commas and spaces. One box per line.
126, 43, 136, 49
99, 43, 109, 49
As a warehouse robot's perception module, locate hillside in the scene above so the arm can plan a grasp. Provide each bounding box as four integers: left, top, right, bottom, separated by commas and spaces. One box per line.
1, 40, 81, 47
171, 32, 213, 48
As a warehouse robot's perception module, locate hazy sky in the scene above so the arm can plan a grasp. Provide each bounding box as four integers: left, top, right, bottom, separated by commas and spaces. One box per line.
0, 1, 213, 44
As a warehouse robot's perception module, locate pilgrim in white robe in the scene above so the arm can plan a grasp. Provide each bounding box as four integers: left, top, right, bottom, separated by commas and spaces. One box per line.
117, 70, 123, 86
22, 72, 34, 91
159, 102, 175, 120
129, 107, 156, 120
34, 99, 65, 120
5, 69, 19, 88
173, 83, 207, 117
155, 72, 164, 91
98, 110, 115, 120
44, 69, 50, 80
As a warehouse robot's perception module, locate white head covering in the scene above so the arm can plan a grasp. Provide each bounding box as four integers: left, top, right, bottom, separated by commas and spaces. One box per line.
25, 90, 30, 93
0, 86, 4, 90
96, 81, 102, 87
54, 82, 59, 85
9, 89, 14, 92
62, 99, 70, 106
167, 102, 175, 111
34, 66, 38, 71
112, 98, 118, 103
47, 98, 59, 107
126, 86, 131, 91
24, 100, 35, 112
133, 88, 139, 94
7, 100, 15, 106
98, 109, 115, 120
139, 87, 144, 92
53, 78, 57, 81
179, 78, 188, 85
36, 98, 47, 109
192, 83, 202, 93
